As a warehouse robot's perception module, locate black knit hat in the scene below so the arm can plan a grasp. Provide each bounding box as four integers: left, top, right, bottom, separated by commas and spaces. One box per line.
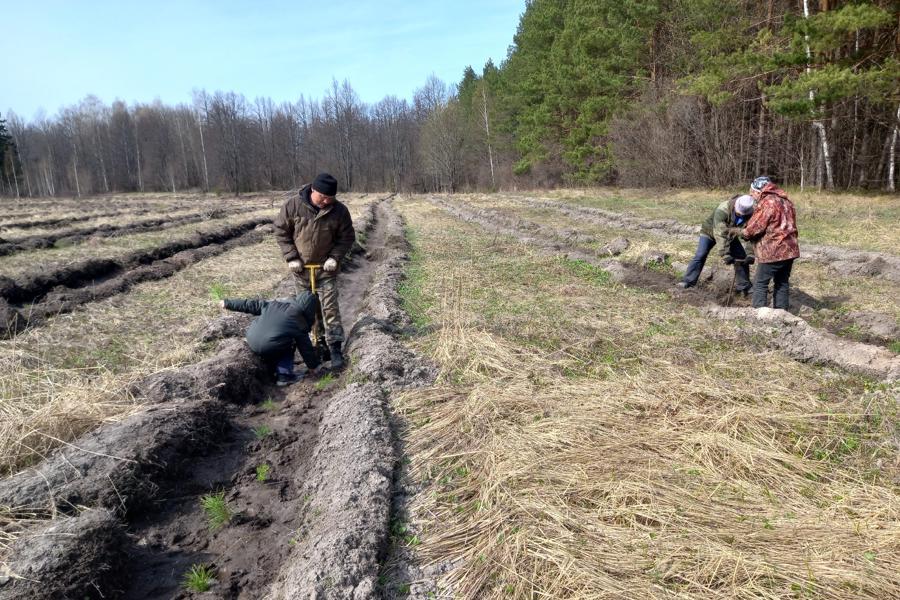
312, 173, 338, 196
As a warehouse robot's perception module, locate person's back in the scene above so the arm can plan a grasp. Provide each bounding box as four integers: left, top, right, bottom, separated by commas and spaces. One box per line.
745, 185, 799, 263
245, 299, 313, 356
741, 177, 799, 309
221, 292, 321, 384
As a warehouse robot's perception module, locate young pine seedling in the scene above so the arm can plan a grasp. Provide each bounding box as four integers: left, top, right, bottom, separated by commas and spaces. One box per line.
261, 397, 277, 411
183, 564, 216, 592
200, 491, 232, 530
253, 424, 273, 439
208, 282, 230, 301
315, 373, 335, 391
256, 463, 271, 482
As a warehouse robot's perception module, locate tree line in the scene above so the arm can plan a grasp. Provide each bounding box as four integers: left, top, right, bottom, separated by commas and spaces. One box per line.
2, 0, 898, 198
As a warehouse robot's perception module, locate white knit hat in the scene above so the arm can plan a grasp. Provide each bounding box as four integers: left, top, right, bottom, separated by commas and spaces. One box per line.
735, 195, 755, 215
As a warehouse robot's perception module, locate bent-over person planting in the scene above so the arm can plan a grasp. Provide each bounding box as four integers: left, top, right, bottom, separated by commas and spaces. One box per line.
678, 193, 757, 294
220, 292, 321, 387
273, 173, 355, 370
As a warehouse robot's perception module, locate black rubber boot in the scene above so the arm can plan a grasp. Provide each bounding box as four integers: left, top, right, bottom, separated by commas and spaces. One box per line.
329, 341, 345, 371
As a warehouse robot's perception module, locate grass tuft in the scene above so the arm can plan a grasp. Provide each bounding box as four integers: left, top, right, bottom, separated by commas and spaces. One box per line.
315, 373, 336, 390
256, 463, 270, 482
199, 491, 232, 530
252, 424, 273, 439
183, 563, 216, 592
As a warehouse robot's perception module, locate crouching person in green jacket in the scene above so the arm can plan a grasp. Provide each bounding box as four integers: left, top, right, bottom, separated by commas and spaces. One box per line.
219, 291, 321, 387
677, 194, 756, 295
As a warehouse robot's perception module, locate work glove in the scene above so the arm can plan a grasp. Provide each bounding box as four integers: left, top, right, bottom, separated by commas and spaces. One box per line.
744, 256, 755, 265
726, 227, 744, 238
323, 257, 338, 272
287, 259, 303, 272
722, 255, 735, 265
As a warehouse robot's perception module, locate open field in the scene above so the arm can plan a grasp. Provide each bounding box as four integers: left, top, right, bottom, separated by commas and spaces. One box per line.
0, 189, 897, 599
543, 188, 900, 254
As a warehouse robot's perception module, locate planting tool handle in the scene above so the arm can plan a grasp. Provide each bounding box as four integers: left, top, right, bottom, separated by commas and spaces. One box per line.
304, 264, 322, 294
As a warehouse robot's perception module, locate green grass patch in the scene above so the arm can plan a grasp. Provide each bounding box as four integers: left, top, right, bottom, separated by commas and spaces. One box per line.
253, 424, 273, 439
315, 372, 336, 390
208, 282, 231, 301
397, 226, 433, 330
560, 258, 611, 286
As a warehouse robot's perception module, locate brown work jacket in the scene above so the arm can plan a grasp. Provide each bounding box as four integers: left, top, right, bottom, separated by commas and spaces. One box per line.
273, 185, 356, 270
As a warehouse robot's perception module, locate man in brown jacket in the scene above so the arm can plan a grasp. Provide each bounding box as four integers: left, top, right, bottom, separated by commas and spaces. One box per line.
273, 173, 355, 369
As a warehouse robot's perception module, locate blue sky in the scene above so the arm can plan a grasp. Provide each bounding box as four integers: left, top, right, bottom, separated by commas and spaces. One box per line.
3, 0, 525, 120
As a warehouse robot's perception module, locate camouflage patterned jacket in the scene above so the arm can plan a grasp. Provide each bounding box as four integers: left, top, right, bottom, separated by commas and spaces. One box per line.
741, 184, 799, 263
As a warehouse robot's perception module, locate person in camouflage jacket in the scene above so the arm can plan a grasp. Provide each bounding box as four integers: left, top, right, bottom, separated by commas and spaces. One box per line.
740, 177, 800, 310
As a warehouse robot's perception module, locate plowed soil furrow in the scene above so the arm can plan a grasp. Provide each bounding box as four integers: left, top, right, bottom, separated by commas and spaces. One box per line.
1, 207, 160, 230
429, 196, 900, 380
0, 197, 434, 599
0, 206, 263, 256
0, 218, 273, 337
495, 195, 900, 283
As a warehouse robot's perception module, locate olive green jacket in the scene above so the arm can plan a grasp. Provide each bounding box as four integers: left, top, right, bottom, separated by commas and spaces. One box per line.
273, 185, 355, 271
700, 196, 754, 257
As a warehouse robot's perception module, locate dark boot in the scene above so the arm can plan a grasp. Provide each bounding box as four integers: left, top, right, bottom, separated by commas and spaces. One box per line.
329, 341, 345, 371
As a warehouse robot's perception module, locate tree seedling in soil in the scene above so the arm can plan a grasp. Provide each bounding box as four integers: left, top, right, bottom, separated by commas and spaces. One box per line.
253, 424, 273, 439
208, 282, 230, 301
256, 463, 271, 481
261, 397, 277, 411
183, 563, 216, 592
200, 491, 232, 530
315, 373, 336, 391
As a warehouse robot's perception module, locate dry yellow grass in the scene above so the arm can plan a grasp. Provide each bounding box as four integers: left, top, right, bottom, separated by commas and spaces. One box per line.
393, 197, 900, 599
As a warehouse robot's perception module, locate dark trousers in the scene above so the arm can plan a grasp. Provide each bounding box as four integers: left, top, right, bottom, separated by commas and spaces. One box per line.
264, 350, 296, 376
752, 259, 794, 309
682, 235, 751, 291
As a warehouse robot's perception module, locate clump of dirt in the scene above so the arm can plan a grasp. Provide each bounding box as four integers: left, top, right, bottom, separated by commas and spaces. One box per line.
200, 313, 253, 343
0, 509, 127, 600
602, 237, 630, 256
707, 306, 900, 380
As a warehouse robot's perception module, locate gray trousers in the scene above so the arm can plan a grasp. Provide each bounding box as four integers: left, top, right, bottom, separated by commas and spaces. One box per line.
293, 271, 344, 345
